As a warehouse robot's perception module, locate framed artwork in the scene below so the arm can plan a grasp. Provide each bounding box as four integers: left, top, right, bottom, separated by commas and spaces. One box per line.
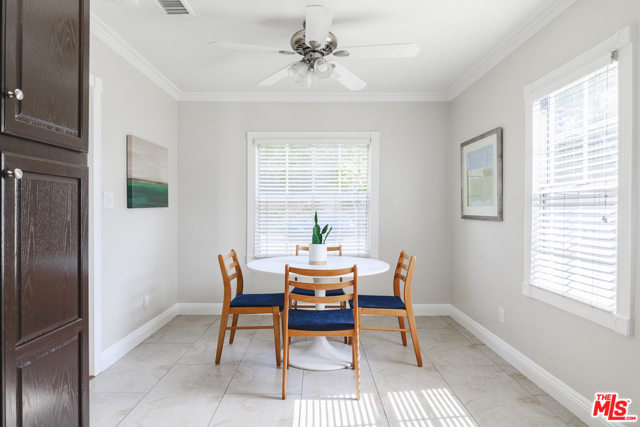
127, 135, 169, 208
460, 127, 503, 221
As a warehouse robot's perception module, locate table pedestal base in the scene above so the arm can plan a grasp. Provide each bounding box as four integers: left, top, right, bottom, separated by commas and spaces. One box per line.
286, 337, 353, 371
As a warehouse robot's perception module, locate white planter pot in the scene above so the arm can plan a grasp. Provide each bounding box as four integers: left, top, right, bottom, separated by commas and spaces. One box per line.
309, 243, 327, 265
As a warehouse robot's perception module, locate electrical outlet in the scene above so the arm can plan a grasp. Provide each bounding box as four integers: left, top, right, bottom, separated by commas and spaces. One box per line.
103, 192, 114, 209
499, 307, 505, 324
144, 295, 149, 309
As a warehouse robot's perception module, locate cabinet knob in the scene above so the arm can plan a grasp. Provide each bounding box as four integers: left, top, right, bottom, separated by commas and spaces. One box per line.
6, 169, 23, 179
5, 89, 24, 100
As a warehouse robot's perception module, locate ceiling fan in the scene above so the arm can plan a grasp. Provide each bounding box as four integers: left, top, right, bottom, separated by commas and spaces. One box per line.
210, 5, 420, 91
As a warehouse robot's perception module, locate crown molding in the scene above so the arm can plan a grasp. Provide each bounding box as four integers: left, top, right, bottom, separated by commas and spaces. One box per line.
90, 11, 182, 101
446, 0, 575, 100
91, 0, 574, 104
178, 92, 450, 102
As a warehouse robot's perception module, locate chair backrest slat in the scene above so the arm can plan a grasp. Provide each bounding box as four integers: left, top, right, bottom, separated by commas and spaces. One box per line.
284, 264, 358, 313
218, 249, 244, 302
287, 266, 353, 278
290, 279, 354, 291
395, 272, 407, 283
290, 293, 352, 305
393, 251, 416, 303
296, 244, 343, 256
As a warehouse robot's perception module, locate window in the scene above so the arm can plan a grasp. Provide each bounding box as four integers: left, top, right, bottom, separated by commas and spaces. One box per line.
523, 26, 634, 335
247, 132, 379, 261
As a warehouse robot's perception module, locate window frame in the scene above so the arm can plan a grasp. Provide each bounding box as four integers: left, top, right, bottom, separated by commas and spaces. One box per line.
522, 26, 635, 336
246, 131, 380, 263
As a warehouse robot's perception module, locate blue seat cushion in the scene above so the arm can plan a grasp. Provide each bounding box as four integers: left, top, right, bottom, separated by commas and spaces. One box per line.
288, 309, 355, 331
291, 287, 345, 297
350, 295, 406, 310
230, 293, 284, 310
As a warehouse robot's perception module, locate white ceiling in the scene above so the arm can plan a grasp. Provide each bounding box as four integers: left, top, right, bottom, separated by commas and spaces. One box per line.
91, 0, 566, 95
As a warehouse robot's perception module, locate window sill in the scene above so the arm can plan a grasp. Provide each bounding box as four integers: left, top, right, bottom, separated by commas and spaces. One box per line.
522, 283, 632, 336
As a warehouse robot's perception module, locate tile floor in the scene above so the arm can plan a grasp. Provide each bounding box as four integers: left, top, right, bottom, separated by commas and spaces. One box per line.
90, 315, 588, 427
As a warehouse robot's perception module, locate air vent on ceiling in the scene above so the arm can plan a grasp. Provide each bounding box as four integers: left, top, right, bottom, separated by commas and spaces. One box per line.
152, 0, 195, 15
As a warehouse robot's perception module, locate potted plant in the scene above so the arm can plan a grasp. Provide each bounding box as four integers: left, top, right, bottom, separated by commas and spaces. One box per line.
309, 212, 332, 265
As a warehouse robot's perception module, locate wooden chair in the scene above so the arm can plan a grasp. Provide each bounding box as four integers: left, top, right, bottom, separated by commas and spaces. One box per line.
282, 265, 361, 400
292, 244, 345, 310
215, 249, 283, 366
354, 251, 422, 367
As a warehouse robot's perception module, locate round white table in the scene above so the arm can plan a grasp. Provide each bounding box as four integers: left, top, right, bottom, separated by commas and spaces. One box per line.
247, 255, 389, 371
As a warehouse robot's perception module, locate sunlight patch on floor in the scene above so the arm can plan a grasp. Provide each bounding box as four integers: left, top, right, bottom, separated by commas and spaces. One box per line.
387, 388, 476, 427
294, 393, 381, 427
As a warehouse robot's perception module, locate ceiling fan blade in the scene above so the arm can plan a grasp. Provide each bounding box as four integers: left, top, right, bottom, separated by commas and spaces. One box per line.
210, 41, 296, 56
330, 62, 366, 91
333, 43, 420, 58
305, 5, 334, 49
257, 63, 297, 86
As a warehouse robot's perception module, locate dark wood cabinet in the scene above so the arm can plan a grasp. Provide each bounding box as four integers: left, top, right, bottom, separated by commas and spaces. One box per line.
1, 0, 91, 425
2, 153, 89, 427
2, 0, 90, 152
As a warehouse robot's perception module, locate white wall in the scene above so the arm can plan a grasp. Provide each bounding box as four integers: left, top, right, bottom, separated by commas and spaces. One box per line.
90, 34, 179, 350
449, 0, 640, 403
177, 102, 450, 305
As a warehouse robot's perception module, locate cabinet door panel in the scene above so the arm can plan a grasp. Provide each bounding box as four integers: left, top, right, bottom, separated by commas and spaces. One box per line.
2, 152, 89, 427
19, 173, 80, 343
2, 0, 89, 152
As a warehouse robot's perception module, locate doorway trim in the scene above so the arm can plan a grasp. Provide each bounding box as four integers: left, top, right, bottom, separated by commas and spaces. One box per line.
89, 73, 103, 375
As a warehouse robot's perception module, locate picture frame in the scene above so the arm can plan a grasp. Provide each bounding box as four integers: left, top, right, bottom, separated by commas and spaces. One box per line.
460, 127, 503, 221
127, 135, 169, 208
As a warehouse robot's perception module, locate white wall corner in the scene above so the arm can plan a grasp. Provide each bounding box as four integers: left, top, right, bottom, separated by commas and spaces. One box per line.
90, 11, 182, 101
449, 305, 624, 427
100, 305, 179, 371
447, 0, 576, 100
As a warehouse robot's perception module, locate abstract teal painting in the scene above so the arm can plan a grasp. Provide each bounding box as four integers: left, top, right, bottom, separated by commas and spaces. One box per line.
127, 135, 168, 208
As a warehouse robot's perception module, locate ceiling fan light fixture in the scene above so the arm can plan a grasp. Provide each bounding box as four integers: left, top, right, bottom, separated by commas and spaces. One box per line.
287, 61, 308, 82
300, 70, 315, 88
314, 59, 333, 79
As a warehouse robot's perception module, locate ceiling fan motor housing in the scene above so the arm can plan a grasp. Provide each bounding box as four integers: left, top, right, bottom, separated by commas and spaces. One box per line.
290, 29, 338, 57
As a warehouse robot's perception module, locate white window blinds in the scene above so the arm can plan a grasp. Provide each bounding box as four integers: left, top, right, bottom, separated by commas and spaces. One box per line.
254, 141, 371, 258
530, 61, 619, 312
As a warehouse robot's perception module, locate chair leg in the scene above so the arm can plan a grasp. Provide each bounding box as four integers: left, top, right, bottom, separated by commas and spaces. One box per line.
272, 307, 282, 367
282, 328, 289, 399
351, 335, 356, 370
355, 334, 361, 400
398, 316, 408, 346
407, 311, 423, 367
215, 306, 230, 364
229, 314, 239, 344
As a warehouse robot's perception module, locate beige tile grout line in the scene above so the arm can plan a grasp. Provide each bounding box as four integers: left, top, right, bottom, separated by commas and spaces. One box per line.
426, 317, 484, 427
436, 316, 571, 427
359, 337, 392, 425
205, 315, 266, 427
114, 315, 224, 427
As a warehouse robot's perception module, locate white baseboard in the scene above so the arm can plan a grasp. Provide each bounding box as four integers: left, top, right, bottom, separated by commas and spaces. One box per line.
177, 303, 223, 315
412, 303, 451, 316
449, 305, 618, 427
100, 305, 178, 372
